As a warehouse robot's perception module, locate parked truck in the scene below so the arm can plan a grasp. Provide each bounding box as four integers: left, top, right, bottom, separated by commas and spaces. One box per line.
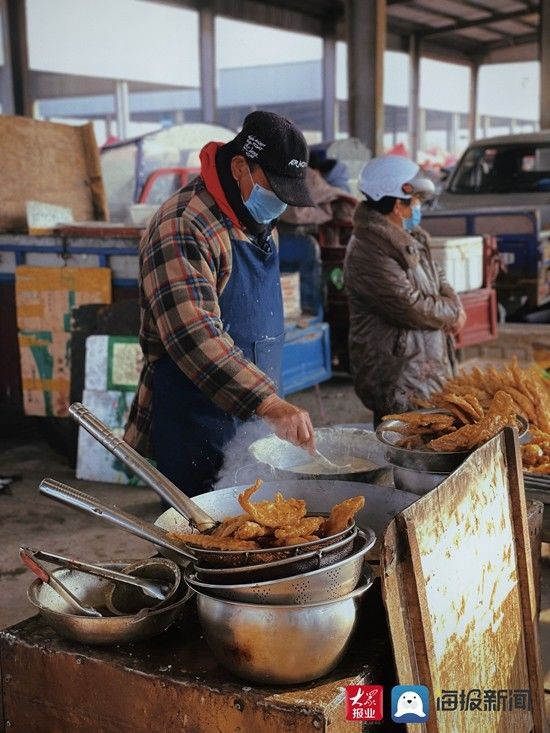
428, 131, 550, 320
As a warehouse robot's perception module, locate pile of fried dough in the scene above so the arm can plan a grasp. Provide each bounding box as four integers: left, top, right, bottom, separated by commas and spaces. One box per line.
385, 358, 550, 474
169, 479, 365, 551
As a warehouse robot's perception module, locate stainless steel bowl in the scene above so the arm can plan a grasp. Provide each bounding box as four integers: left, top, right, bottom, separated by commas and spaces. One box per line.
392, 465, 450, 496
376, 409, 529, 473
105, 557, 181, 616
27, 562, 193, 645
186, 528, 375, 604
194, 569, 374, 685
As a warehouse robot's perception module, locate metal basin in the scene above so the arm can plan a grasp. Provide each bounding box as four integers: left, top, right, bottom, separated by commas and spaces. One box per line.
392, 465, 450, 496
247, 427, 388, 483
27, 562, 193, 645
376, 411, 529, 474
194, 568, 374, 685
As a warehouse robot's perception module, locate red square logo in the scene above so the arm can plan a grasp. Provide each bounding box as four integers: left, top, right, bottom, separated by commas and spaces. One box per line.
345, 685, 384, 721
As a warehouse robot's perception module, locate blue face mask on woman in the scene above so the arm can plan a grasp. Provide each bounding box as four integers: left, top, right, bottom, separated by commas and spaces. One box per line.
242, 169, 288, 224
404, 203, 422, 231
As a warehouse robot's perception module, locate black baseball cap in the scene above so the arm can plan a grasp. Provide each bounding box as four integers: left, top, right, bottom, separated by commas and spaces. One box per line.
232, 111, 314, 207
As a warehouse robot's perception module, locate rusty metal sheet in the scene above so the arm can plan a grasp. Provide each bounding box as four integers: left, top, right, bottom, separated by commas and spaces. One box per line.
381, 428, 545, 732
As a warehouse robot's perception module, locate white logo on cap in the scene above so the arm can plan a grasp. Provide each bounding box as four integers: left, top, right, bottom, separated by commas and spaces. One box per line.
243, 134, 266, 159
288, 159, 307, 168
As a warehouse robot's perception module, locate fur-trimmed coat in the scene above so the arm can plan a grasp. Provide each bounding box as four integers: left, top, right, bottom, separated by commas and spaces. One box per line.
343, 204, 462, 419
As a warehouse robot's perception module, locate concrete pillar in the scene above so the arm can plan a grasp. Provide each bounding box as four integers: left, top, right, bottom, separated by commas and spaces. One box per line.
322, 34, 336, 141
115, 80, 130, 140
199, 4, 216, 124
448, 112, 460, 156
408, 33, 421, 162
418, 108, 426, 153
346, 0, 386, 155
541, 0, 550, 129
468, 62, 479, 142
5, 0, 31, 115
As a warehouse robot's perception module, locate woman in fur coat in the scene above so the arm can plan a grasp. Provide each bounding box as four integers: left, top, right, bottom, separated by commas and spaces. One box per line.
344, 155, 466, 426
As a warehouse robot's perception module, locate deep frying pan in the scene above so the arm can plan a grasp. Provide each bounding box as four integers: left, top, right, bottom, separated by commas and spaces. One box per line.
67, 403, 358, 566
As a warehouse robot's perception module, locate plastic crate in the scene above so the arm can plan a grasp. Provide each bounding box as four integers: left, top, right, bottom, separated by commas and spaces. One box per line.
281, 322, 332, 396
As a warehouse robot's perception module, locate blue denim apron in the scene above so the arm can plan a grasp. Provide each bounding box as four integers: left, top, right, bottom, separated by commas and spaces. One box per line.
151, 229, 284, 496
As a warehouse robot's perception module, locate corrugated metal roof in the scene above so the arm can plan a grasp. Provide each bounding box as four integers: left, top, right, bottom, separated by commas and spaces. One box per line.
194, 0, 540, 63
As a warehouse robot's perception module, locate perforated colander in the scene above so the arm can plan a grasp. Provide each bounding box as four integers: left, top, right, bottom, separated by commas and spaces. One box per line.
184, 528, 375, 604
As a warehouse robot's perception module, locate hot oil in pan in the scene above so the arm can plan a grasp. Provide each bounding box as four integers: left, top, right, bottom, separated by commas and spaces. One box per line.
286, 456, 378, 475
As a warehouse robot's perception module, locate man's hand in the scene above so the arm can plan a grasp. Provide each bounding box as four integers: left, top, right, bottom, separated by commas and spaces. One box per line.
256, 395, 315, 453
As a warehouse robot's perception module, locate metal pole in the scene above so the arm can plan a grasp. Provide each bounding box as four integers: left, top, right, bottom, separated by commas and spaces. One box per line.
468, 61, 479, 142
199, 4, 216, 123
322, 34, 336, 141
540, 0, 550, 129
408, 33, 420, 161
115, 80, 129, 141
5, 0, 31, 115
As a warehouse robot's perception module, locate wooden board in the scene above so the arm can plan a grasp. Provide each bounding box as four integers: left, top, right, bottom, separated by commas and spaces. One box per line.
381, 428, 545, 732
0, 116, 108, 232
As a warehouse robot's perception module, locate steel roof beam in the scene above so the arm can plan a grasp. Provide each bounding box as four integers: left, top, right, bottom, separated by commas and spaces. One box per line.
421, 8, 539, 38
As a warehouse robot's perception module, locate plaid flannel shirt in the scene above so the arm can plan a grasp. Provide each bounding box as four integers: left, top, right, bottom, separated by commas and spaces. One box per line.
124, 175, 277, 457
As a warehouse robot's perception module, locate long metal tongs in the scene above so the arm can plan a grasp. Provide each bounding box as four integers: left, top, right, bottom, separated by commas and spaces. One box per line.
39, 478, 194, 562
20, 548, 103, 617
22, 547, 170, 601
68, 402, 217, 532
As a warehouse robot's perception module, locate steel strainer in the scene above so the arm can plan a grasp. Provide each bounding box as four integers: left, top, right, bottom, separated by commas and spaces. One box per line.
184, 527, 375, 604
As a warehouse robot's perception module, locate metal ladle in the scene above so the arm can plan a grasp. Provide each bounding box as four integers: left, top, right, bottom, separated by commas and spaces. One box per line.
22, 547, 171, 601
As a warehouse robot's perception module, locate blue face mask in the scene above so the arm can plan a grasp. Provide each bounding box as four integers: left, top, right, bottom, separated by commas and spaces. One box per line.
404, 203, 422, 231
242, 169, 288, 224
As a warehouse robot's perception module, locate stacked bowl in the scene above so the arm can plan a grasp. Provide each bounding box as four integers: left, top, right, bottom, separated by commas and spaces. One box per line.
184, 524, 376, 685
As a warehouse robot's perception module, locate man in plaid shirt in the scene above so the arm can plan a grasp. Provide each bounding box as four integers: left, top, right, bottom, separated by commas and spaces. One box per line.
125, 111, 316, 496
